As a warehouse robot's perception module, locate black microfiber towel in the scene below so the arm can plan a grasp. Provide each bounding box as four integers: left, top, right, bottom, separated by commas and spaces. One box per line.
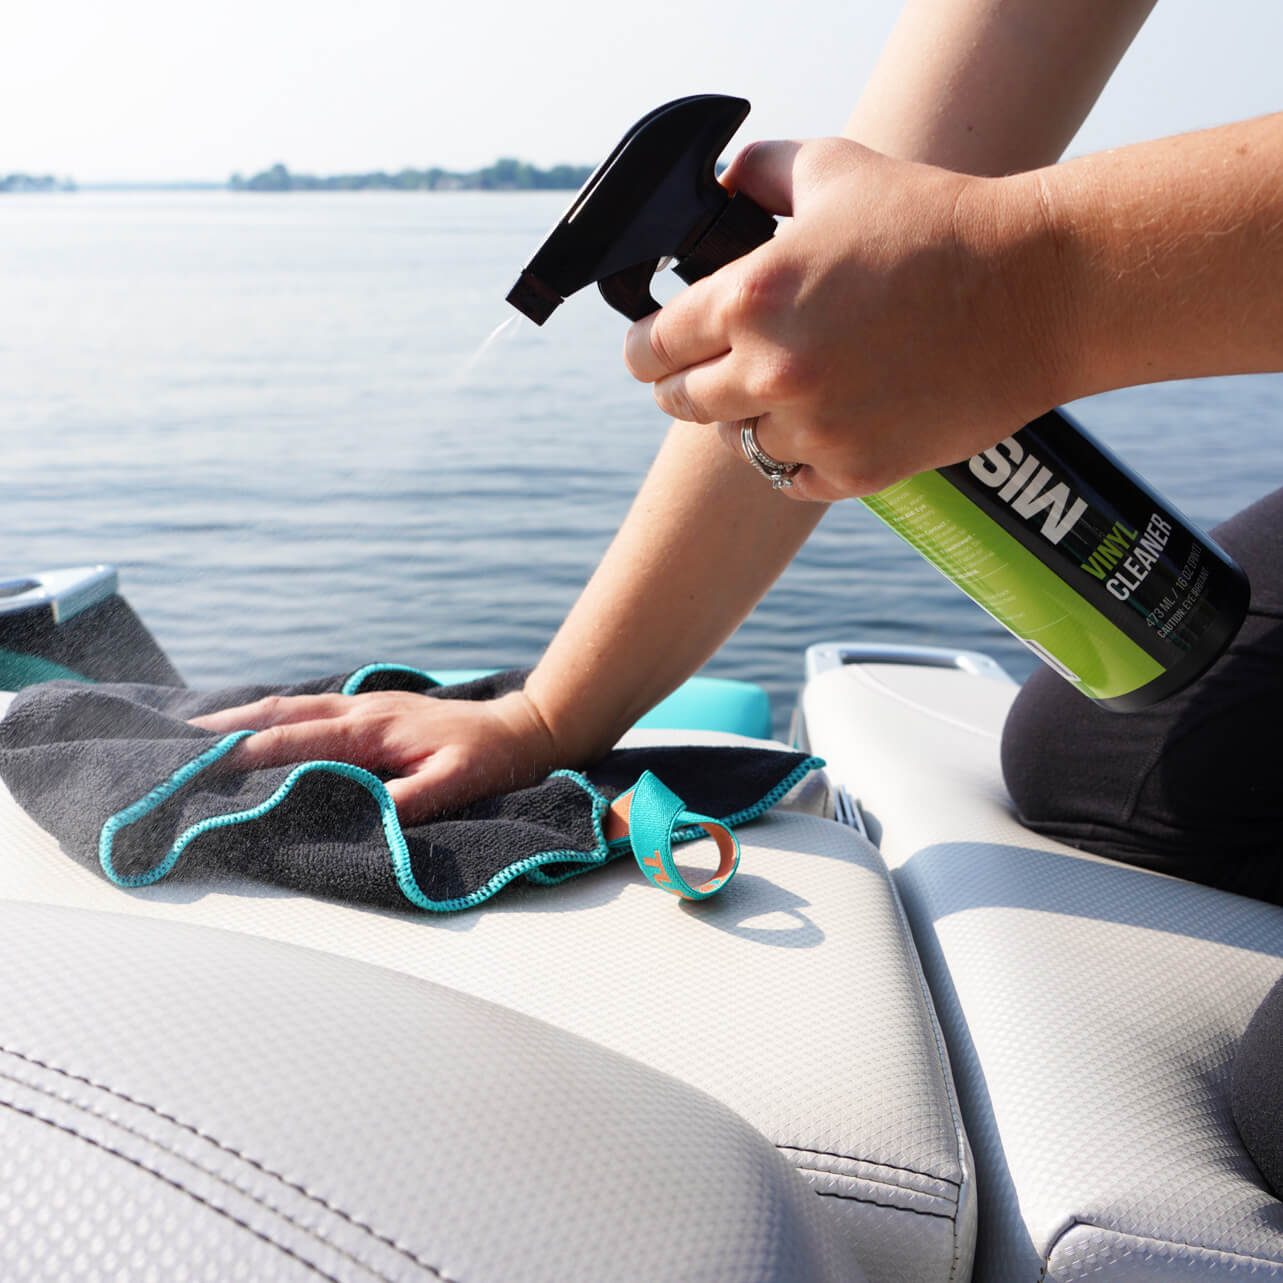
0, 666, 821, 911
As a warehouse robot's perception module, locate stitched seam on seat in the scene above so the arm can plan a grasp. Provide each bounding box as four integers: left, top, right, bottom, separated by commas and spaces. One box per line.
789, 1161, 956, 1200
791, 1163, 956, 1219
880, 868, 974, 1283
813, 1188, 955, 1221
0, 1095, 376, 1283
0, 1065, 426, 1283
0, 1044, 458, 1283
778, 1143, 962, 1188
1046, 1218, 1283, 1272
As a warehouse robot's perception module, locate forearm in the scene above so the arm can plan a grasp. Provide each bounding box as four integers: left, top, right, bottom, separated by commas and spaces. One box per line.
525, 422, 823, 763
1012, 113, 1283, 400
846, 0, 1156, 171
526, 0, 1159, 759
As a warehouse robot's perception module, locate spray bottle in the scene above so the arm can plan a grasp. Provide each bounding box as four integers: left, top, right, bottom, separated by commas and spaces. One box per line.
506, 94, 1249, 710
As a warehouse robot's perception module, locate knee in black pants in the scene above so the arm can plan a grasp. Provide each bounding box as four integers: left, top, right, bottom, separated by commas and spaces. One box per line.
1001, 486, 1283, 903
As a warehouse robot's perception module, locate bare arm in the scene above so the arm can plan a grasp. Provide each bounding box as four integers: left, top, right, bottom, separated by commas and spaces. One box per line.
523, 423, 823, 764
194, 0, 1156, 817
626, 112, 1283, 502
847, 0, 1157, 174
1035, 112, 1283, 395
522, 0, 1160, 761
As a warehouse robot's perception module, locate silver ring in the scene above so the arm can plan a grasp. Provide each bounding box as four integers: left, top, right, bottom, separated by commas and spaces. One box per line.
738, 418, 802, 490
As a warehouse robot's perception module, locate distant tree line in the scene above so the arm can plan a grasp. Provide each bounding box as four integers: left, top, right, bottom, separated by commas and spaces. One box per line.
1, 173, 75, 193
229, 159, 593, 193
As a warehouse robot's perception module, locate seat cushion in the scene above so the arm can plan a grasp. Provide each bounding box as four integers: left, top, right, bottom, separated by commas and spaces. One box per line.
803, 661, 1283, 1282
0, 702, 973, 1283
0, 900, 853, 1283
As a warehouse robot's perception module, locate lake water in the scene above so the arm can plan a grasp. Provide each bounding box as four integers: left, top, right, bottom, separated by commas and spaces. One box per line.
4, 191, 1282, 732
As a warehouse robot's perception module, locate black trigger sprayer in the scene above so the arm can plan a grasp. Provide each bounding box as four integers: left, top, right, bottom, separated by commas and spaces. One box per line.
507, 94, 1249, 709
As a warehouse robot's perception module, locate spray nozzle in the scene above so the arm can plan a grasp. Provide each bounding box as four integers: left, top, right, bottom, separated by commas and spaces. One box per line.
506, 94, 776, 324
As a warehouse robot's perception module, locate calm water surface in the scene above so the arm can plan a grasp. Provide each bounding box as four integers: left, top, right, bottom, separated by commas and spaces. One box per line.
5, 192, 1282, 731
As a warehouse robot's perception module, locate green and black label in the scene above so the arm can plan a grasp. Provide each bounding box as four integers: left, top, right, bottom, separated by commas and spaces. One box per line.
862, 409, 1249, 706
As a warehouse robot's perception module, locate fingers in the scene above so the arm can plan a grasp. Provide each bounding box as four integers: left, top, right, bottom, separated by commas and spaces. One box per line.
217, 718, 365, 772
198, 708, 454, 823
721, 139, 803, 216
189, 693, 349, 734
623, 165, 804, 415
188, 690, 556, 827
623, 275, 729, 385
651, 352, 763, 426
714, 415, 794, 466
780, 469, 845, 504
206, 720, 445, 825
714, 413, 797, 470
386, 748, 545, 825
622, 142, 807, 398
714, 419, 741, 457
713, 417, 835, 506
384, 756, 467, 826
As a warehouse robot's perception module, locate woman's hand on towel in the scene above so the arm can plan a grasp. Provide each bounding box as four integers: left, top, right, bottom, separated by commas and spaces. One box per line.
188, 689, 559, 824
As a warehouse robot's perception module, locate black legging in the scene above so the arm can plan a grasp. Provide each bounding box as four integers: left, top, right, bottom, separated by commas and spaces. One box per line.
1234, 974, 1283, 1199
1001, 486, 1283, 1197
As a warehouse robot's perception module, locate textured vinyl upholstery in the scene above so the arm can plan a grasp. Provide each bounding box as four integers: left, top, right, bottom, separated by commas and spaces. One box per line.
0, 704, 972, 1283
0, 901, 851, 1283
801, 661, 1283, 1282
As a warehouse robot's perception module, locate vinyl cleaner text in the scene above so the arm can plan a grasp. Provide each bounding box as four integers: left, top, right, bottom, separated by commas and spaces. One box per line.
1078, 512, 1173, 601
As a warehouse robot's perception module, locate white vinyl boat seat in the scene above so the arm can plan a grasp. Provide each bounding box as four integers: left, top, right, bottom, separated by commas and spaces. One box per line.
803, 659, 1283, 1282
0, 900, 852, 1283
0, 698, 974, 1283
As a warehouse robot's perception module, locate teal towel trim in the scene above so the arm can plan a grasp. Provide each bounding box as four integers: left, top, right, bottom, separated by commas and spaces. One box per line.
526, 756, 825, 888
94, 673, 825, 909
341, 662, 442, 696
339, 660, 824, 858
670, 755, 825, 842
96, 731, 624, 911
99, 731, 254, 886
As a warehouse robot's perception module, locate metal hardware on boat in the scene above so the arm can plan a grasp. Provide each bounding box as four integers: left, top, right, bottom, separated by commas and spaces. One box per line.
833, 785, 870, 839
804, 641, 1014, 682
0, 565, 119, 624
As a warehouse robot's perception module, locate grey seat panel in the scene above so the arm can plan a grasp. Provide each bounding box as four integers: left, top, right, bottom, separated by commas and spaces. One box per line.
0, 709, 973, 1283
802, 661, 1283, 1282
0, 900, 854, 1283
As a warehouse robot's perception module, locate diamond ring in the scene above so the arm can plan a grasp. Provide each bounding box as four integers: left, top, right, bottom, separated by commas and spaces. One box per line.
738, 418, 802, 489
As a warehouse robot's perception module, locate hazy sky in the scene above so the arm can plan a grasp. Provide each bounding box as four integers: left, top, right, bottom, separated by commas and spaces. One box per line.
6, 0, 1280, 183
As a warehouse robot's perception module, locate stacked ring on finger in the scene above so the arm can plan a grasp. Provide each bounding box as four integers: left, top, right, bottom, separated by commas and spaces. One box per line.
737, 418, 803, 489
